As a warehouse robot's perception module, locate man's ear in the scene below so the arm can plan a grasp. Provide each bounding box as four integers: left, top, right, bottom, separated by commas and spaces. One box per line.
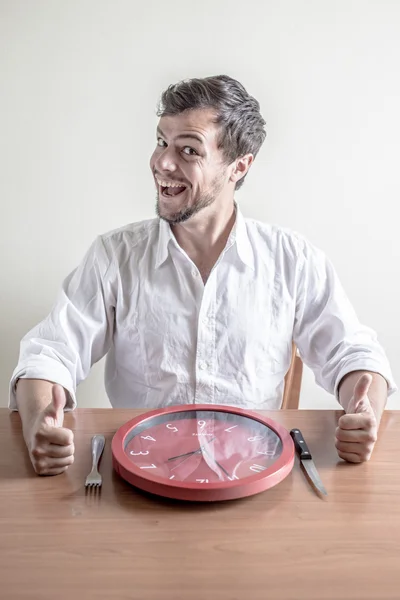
229, 154, 254, 184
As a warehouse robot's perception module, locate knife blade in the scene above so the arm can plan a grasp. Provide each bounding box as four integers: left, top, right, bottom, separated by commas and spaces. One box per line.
290, 428, 327, 496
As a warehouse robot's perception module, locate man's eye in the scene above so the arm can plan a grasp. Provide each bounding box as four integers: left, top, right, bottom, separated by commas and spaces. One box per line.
182, 146, 197, 156
157, 138, 167, 147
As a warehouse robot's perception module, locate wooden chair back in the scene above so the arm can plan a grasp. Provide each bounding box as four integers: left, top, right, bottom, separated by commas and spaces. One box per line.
281, 343, 303, 409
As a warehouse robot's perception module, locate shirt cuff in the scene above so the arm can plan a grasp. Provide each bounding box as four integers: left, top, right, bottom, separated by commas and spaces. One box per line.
9, 358, 77, 411
333, 359, 398, 402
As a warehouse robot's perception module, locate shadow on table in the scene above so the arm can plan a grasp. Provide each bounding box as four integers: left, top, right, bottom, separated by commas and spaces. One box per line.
107, 467, 296, 514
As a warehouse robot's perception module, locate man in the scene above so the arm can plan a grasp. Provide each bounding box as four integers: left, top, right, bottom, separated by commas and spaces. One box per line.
10, 75, 396, 476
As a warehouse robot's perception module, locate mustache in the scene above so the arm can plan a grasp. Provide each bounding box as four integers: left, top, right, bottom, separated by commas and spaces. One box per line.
153, 171, 188, 186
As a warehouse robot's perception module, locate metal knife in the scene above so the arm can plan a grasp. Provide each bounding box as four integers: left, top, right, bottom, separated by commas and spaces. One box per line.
290, 428, 327, 496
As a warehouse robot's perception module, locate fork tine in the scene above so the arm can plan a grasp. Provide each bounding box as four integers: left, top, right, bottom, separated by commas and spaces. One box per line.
85, 481, 102, 490
85, 435, 105, 488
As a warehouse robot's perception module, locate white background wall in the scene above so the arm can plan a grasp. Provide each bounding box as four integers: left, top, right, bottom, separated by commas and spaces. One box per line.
1, 0, 399, 409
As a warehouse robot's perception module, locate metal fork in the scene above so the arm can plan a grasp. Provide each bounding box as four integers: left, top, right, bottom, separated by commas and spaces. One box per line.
85, 434, 105, 488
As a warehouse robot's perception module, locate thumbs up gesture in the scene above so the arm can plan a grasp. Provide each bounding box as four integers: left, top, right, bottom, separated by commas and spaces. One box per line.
335, 374, 378, 463
27, 384, 75, 475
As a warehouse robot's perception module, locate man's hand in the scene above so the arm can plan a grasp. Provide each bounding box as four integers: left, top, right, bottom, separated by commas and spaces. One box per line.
25, 384, 75, 475
335, 373, 378, 463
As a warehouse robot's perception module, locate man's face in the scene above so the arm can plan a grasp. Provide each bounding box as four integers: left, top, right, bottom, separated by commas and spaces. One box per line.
150, 108, 233, 224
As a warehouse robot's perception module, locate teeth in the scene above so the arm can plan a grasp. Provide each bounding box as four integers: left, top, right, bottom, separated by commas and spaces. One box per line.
156, 177, 186, 189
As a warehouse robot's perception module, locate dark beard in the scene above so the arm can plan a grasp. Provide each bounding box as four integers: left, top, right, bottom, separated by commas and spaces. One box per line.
156, 192, 215, 224
155, 174, 225, 225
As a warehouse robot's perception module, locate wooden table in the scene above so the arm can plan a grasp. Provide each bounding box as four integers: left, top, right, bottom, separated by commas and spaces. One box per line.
1, 408, 399, 600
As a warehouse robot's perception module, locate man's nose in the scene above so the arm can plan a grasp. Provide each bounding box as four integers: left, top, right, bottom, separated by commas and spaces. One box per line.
155, 147, 177, 173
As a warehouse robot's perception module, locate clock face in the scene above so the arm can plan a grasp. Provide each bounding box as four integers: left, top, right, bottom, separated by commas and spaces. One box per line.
123, 409, 282, 483
112, 405, 294, 501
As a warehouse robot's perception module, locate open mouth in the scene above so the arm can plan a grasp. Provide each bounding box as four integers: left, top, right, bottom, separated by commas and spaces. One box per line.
156, 176, 188, 198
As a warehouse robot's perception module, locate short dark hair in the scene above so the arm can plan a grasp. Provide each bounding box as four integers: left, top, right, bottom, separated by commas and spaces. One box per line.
157, 75, 266, 190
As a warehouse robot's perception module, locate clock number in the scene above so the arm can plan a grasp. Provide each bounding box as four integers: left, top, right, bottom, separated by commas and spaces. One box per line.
257, 450, 275, 456
196, 479, 209, 483
248, 436, 263, 442
198, 420, 206, 429
249, 464, 267, 473
228, 475, 239, 481
224, 425, 238, 433
166, 424, 178, 432
169, 475, 176, 480
140, 464, 157, 469
130, 450, 149, 456
141, 435, 156, 442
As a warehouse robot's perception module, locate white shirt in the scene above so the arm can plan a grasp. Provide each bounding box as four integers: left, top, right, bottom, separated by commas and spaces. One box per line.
9, 207, 396, 411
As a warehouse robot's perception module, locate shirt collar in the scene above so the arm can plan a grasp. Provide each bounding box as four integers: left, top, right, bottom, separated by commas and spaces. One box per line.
154, 204, 255, 271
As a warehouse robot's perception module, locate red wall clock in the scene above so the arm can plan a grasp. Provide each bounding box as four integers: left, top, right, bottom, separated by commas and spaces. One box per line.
112, 404, 294, 501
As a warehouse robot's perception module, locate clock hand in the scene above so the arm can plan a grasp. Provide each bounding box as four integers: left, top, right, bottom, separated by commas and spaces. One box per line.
167, 436, 217, 462
211, 458, 231, 479
167, 448, 201, 462
200, 444, 231, 478
169, 449, 202, 472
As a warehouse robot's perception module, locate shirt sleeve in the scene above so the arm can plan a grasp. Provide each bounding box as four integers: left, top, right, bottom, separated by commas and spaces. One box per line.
8, 235, 115, 411
292, 236, 397, 399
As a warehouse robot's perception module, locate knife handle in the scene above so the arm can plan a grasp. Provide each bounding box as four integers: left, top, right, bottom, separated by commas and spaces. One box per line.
290, 429, 312, 460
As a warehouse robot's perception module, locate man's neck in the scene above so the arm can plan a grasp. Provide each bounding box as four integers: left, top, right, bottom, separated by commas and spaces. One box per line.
171, 201, 237, 283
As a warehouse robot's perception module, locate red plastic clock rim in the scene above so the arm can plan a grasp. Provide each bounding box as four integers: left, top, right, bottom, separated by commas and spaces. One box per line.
111, 403, 295, 502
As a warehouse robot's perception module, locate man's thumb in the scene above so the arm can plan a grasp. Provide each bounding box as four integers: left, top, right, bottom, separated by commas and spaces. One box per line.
44, 385, 67, 425
355, 391, 373, 414
348, 374, 373, 414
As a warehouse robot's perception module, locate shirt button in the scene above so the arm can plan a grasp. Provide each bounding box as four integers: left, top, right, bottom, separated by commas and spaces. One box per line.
202, 316, 209, 325
191, 269, 198, 277
199, 361, 208, 370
